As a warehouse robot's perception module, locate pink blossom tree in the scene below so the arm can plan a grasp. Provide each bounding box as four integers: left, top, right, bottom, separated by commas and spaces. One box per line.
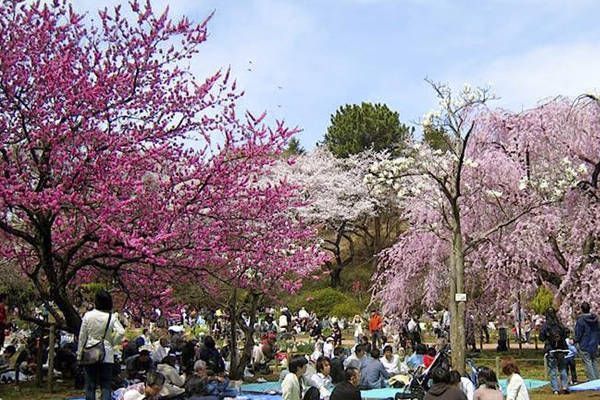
370, 82, 566, 371
0, 0, 325, 345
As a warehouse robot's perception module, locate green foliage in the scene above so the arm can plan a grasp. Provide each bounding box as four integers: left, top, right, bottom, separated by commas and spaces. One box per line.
331, 301, 362, 318
324, 102, 412, 158
423, 126, 452, 152
283, 137, 306, 157
0, 262, 36, 312
530, 286, 555, 314
290, 287, 362, 318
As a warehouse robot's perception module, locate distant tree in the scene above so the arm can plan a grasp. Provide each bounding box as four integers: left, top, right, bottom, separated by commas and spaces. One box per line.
423, 125, 452, 152
324, 102, 413, 158
283, 137, 306, 156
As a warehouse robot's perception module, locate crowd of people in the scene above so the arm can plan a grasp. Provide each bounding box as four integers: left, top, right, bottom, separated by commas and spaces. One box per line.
0, 289, 599, 400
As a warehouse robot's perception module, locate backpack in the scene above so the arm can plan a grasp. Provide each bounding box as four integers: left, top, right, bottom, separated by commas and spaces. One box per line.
548, 324, 566, 350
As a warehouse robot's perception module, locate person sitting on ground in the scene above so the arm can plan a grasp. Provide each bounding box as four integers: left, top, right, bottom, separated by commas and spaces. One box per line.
406, 343, 426, 370
310, 356, 334, 399
282, 356, 308, 400
360, 348, 390, 389
330, 367, 362, 400
0, 345, 16, 373
198, 335, 225, 375
203, 370, 238, 399
323, 336, 335, 359
502, 358, 530, 400
184, 359, 209, 398
251, 341, 272, 374
151, 337, 170, 364
156, 355, 185, 397
449, 370, 474, 400
329, 347, 346, 385
343, 344, 367, 370
424, 367, 467, 400
360, 335, 372, 356
125, 346, 155, 381
473, 367, 502, 400
118, 371, 166, 400
423, 347, 437, 369
380, 345, 400, 375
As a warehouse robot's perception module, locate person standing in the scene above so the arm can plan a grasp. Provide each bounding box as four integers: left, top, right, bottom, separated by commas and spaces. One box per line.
77, 290, 125, 400
574, 301, 600, 381
352, 314, 364, 345
539, 308, 569, 394
369, 310, 383, 350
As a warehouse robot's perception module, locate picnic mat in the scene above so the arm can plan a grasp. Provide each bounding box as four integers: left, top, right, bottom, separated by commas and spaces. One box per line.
241, 382, 406, 399
498, 378, 549, 394
242, 379, 550, 397
569, 378, 600, 391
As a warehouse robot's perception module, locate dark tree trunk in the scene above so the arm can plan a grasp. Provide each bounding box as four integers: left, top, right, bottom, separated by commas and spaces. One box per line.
228, 292, 261, 380
330, 266, 342, 287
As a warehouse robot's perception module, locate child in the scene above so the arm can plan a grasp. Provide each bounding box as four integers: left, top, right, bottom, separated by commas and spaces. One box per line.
565, 337, 578, 385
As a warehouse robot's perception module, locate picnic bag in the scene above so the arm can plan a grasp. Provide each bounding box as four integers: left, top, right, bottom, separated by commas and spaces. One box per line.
79, 312, 112, 365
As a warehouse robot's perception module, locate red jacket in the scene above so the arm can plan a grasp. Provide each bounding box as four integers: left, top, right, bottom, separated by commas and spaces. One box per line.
369, 314, 382, 332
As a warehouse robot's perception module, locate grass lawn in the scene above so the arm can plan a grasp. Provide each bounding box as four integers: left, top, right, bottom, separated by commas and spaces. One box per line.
0, 381, 82, 400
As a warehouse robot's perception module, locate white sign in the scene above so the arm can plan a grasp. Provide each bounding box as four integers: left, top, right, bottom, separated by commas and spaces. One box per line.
455, 293, 467, 302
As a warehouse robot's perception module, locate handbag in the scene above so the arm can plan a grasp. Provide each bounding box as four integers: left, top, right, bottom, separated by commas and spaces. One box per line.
79, 312, 112, 365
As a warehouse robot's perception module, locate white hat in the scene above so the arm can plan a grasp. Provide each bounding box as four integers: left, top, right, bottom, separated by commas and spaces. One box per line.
138, 344, 153, 353
326, 337, 334, 342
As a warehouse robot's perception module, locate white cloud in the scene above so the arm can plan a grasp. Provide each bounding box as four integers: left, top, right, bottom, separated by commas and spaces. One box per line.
461, 42, 600, 110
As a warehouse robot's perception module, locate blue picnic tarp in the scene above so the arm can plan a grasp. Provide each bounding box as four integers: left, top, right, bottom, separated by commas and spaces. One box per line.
498, 378, 548, 394
569, 378, 600, 391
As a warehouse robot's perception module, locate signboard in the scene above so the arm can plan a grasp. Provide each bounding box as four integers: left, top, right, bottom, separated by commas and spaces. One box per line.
455, 293, 467, 302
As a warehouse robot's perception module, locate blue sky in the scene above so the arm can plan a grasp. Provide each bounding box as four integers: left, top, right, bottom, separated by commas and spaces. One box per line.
80, 0, 600, 149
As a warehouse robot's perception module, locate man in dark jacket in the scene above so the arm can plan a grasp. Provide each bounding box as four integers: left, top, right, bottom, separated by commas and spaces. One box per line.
575, 302, 600, 381
331, 367, 362, 400
424, 367, 467, 400
329, 347, 346, 384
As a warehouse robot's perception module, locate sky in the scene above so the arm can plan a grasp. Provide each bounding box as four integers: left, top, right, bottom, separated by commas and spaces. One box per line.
79, 0, 600, 149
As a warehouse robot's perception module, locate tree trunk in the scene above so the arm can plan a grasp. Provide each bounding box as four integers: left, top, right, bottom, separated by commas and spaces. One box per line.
51, 286, 82, 334
330, 265, 342, 287
229, 294, 260, 379
449, 215, 466, 373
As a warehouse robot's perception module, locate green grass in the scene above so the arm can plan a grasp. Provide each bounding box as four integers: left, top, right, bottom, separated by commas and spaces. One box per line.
0, 381, 82, 400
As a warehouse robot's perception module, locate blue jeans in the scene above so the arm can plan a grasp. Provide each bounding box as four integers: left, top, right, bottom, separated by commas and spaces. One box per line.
84, 363, 113, 400
547, 352, 568, 392
581, 350, 600, 381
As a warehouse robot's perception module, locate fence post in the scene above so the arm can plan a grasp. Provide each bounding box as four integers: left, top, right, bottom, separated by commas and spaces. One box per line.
543, 354, 548, 379
495, 356, 500, 379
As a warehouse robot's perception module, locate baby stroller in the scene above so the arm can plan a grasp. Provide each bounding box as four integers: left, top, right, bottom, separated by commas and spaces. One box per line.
395, 347, 452, 400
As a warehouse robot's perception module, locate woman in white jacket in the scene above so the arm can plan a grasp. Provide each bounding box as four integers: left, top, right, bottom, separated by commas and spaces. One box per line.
77, 290, 125, 400
502, 358, 530, 400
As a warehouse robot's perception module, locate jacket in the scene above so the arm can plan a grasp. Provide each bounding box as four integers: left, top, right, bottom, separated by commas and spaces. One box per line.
424, 383, 467, 400
360, 357, 390, 389
77, 309, 125, 364
369, 314, 383, 333
330, 381, 361, 400
505, 373, 530, 400
281, 372, 302, 400
575, 313, 600, 354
